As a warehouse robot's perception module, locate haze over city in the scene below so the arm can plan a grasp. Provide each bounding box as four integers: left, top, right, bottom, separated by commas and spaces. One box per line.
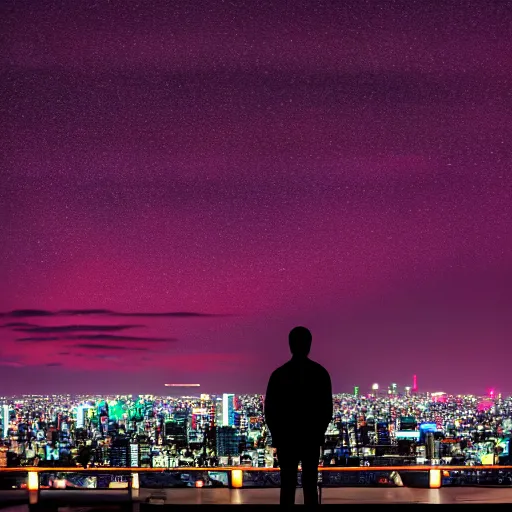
1, 0, 511, 396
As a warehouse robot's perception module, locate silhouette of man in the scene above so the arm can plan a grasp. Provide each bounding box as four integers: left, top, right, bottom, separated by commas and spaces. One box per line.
264, 326, 333, 505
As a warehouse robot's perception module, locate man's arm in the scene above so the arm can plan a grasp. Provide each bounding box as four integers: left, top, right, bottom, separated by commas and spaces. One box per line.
322, 370, 333, 430
264, 371, 277, 431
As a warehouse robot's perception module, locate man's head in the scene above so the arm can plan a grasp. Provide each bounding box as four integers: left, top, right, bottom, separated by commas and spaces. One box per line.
289, 326, 312, 358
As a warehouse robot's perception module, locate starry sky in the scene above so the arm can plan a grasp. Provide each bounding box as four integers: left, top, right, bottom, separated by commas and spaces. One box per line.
1, 0, 511, 396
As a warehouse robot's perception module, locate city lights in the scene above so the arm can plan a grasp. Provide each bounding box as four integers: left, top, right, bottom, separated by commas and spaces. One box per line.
0, 387, 510, 473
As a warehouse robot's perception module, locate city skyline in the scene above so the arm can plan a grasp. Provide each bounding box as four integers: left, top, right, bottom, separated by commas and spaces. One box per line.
1, 1, 511, 395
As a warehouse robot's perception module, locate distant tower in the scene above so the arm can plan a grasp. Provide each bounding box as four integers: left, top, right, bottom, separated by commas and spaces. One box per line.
412, 375, 418, 393
222, 394, 235, 427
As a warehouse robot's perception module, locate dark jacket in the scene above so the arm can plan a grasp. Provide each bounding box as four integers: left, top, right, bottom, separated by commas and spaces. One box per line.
264, 356, 333, 448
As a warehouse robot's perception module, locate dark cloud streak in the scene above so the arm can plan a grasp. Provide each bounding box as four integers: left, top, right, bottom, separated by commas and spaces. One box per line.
2, 309, 227, 318
2, 309, 53, 318
68, 334, 176, 342
16, 334, 176, 342
14, 324, 144, 333
75, 344, 150, 352
0, 322, 37, 328
17, 337, 60, 342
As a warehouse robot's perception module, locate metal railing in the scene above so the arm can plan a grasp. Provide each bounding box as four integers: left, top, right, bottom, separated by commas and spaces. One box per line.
1, 465, 512, 505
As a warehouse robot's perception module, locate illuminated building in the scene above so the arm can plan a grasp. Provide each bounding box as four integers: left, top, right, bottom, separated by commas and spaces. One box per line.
399, 416, 417, 431
1, 405, 9, 438
222, 394, 235, 427
130, 443, 139, 468
425, 432, 435, 459
214, 398, 223, 427
419, 422, 437, 444
216, 426, 240, 457
110, 436, 130, 467
76, 405, 88, 429
237, 411, 248, 433
164, 414, 188, 450
191, 407, 209, 431
432, 392, 447, 404
376, 421, 390, 445
257, 448, 266, 467
138, 437, 151, 467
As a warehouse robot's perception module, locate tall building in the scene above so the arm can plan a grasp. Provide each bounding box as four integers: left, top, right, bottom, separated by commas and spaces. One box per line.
164, 416, 188, 450
257, 448, 266, 468
425, 432, 435, 459
110, 437, 130, 467
130, 443, 139, 468
216, 426, 240, 457
215, 399, 223, 427
237, 412, 248, 433
376, 421, 391, 445
139, 437, 151, 467
1, 405, 9, 438
76, 406, 86, 429
222, 394, 235, 427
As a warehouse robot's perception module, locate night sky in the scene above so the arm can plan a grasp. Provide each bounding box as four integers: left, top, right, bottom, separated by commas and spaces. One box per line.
1, 1, 511, 396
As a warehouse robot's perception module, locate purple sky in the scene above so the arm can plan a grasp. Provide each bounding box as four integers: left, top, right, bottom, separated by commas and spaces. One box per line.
1, 0, 511, 396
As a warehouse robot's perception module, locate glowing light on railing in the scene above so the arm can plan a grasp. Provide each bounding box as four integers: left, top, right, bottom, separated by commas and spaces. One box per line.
231, 469, 243, 488
195, 480, 204, 488
131, 472, 139, 489
27, 471, 39, 491
429, 469, 441, 488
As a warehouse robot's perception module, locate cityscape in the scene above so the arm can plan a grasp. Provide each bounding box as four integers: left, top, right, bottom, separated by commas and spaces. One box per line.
1, 378, 511, 472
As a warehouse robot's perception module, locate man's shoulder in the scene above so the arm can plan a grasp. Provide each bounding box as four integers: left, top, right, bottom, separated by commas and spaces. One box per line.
307, 359, 331, 377
271, 359, 330, 379
271, 362, 290, 377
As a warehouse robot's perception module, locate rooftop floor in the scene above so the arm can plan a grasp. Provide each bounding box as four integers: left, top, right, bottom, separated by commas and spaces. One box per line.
1, 487, 512, 508
136, 487, 512, 504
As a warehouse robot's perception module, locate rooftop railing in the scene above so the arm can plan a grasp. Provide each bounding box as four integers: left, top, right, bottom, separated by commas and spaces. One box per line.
1, 464, 512, 506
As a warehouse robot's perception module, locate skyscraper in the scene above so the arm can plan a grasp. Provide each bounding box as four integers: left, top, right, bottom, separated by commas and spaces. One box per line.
164, 414, 188, 450
130, 443, 139, 468
216, 426, 240, 457
76, 405, 86, 429
412, 375, 418, 393
376, 421, 391, 445
110, 436, 130, 467
222, 394, 235, 427
1, 405, 9, 438
215, 398, 223, 427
